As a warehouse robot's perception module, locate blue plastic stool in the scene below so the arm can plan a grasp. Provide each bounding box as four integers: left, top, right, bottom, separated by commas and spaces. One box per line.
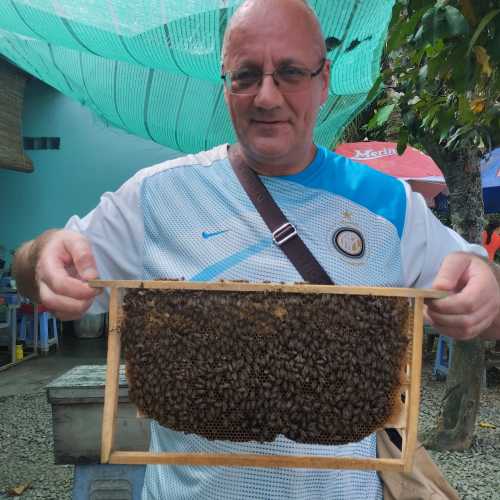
19, 308, 59, 354
433, 335, 453, 380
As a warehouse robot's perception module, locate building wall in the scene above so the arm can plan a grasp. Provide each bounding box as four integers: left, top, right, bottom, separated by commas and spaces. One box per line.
0, 79, 180, 265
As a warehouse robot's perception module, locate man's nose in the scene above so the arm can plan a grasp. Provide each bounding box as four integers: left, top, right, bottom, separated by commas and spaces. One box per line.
253, 74, 284, 109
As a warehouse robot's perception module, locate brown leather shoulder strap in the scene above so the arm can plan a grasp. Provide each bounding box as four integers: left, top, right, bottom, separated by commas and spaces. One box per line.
229, 146, 334, 285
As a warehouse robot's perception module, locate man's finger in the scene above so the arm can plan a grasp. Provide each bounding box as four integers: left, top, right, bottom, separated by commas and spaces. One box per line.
431, 252, 471, 292
426, 279, 484, 316
426, 309, 486, 330
38, 282, 95, 317
63, 236, 99, 280
428, 315, 494, 340
426, 305, 495, 339
44, 273, 101, 301
38, 251, 100, 301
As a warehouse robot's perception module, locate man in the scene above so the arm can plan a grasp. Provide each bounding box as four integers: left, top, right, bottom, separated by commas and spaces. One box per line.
13, 0, 500, 498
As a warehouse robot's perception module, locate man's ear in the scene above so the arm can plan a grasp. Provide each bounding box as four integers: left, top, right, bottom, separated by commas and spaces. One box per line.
221, 65, 230, 105
320, 59, 331, 104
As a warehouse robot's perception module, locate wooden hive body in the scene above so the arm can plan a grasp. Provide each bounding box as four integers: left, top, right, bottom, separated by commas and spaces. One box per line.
90, 280, 444, 473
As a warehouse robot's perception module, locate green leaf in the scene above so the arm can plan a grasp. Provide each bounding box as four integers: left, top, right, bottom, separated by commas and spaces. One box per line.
366, 104, 396, 130
427, 55, 444, 80
402, 110, 418, 134
467, 9, 500, 56
458, 95, 474, 123
365, 75, 384, 104
441, 6, 470, 37
408, 0, 430, 16
485, 14, 500, 63
489, 104, 500, 119
437, 109, 454, 143
421, 103, 442, 128
387, 7, 427, 53
439, 41, 471, 92
414, 5, 469, 47
425, 38, 445, 58
397, 127, 409, 154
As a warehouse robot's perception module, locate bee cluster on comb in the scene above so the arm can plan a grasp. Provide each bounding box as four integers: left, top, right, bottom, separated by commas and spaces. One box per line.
121, 287, 410, 445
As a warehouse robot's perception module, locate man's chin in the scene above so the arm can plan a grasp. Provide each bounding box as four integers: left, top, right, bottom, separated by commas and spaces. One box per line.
247, 139, 291, 163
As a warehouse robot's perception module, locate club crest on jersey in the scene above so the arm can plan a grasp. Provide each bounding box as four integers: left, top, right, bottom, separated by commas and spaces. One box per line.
333, 227, 365, 258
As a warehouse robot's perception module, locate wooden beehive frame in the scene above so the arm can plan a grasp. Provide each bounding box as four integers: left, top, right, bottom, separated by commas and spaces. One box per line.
90, 279, 445, 473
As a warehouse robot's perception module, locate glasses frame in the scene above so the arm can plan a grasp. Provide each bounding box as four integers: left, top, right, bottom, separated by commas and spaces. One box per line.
221, 58, 326, 95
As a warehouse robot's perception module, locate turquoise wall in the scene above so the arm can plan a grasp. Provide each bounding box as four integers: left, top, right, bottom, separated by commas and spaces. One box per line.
0, 80, 180, 263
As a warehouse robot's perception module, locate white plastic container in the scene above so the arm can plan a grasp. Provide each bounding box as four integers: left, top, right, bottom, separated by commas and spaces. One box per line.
73, 313, 106, 338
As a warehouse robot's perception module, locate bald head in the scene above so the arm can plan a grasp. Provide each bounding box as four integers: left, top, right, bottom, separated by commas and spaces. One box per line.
222, 0, 326, 66
221, 0, 331, 176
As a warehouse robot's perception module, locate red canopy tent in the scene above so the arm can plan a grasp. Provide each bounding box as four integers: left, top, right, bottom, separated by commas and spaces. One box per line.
335, 141, 447, 206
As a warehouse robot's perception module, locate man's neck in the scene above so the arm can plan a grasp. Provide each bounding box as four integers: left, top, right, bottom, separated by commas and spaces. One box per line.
228, 143, 317, 176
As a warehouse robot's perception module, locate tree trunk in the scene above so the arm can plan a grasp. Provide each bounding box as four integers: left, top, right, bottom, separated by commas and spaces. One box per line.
420, 138, 485, 450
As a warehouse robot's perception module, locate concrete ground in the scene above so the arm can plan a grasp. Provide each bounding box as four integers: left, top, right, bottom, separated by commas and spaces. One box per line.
0, 323, 108, 500
0, 323, 107, 398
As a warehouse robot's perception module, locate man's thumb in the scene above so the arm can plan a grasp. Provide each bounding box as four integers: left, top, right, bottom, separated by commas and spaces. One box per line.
432, 252, 470, 292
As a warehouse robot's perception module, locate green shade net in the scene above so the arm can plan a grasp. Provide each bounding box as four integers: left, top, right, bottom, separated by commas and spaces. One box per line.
0, 0, 395, 153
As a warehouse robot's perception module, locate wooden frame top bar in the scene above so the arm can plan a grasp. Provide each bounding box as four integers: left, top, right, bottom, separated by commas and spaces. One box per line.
88, 279, 446, 299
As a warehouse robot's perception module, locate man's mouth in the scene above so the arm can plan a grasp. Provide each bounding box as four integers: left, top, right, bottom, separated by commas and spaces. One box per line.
252, 119, 287, 125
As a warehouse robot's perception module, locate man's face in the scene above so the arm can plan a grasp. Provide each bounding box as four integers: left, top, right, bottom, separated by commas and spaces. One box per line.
223, 5, 330, 170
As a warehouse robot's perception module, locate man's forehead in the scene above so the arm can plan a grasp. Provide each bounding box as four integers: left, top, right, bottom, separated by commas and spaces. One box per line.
223, 0, 324, 64
235, 1, 316, 35
229, 52, 313, 68
225, 20, 321, 63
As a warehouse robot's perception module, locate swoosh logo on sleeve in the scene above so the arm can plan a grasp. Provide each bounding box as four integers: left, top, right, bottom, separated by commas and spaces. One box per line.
202, 230, 229, 239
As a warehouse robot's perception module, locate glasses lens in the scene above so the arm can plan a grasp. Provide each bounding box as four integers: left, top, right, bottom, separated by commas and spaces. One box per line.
276, 66, 309, 92
229, 68, 261, 94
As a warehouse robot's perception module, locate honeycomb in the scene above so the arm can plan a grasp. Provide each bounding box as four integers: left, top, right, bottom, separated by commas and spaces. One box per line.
121, 286, 410, 445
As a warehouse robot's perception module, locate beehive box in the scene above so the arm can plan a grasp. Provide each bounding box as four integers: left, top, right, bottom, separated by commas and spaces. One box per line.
90, 280, 444, 472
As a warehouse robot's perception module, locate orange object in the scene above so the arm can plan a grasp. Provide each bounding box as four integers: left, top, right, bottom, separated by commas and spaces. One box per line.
482, 229, 500, 262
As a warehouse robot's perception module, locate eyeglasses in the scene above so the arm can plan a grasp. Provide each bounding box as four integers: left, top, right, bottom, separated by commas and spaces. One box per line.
221, 59, 326, 95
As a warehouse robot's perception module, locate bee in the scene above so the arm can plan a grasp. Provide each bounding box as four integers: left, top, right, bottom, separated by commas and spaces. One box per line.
120, 284, 412, 444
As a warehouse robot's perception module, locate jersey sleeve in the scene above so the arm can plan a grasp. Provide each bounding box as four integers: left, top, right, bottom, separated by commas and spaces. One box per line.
400, 182, 487, 289
65, 172, 144, 313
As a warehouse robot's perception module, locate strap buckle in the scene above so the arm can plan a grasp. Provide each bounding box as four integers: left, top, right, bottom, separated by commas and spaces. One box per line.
272, 223, 297, 246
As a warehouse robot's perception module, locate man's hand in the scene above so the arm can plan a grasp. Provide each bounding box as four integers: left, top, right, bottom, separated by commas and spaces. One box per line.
13, 229, 101, 321
426, 252, 500, 340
